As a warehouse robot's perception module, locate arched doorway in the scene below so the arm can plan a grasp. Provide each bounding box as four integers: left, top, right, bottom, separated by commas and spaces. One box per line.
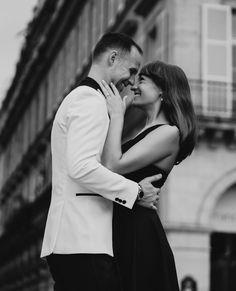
210, 184, 236, 291
210, 232, 236, 291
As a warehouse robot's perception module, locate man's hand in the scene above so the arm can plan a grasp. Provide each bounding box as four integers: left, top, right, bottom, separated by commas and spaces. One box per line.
137, 174, 162, 210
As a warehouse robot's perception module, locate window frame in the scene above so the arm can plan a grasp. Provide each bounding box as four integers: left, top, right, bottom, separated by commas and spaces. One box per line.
202, 3, 233, 117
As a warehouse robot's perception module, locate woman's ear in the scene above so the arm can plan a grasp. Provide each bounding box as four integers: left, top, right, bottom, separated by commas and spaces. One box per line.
159, 92, 163, 101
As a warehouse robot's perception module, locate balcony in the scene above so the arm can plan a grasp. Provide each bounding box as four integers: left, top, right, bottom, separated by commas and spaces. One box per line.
190, 79, 236, 130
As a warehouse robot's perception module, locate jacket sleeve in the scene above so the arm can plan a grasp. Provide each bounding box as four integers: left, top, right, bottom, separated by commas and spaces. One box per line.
66, 88, 138, 209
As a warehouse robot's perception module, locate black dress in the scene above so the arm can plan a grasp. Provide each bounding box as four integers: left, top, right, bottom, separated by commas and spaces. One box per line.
113, 125, 180, 291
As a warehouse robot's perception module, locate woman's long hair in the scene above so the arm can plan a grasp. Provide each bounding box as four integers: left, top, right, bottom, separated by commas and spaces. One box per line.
140, 61, 198, 164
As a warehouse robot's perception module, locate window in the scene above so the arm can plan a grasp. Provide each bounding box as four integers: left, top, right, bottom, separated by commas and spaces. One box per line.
32, 95, 39, 141
202, 4, 232, 117
38, 80, 48, 132
3, 146, 11, 184
16, 119, 24, 161
96, 0, 104, 39
81, 2, 90, 66
28, 169, 37, 202
102, 0, 109, 32
22, 110, 30, 154
56, 49, 66, 102
232, 10, 236, 39
0, 153, 3, 189
47, 64, 56, 119
202, 4, 231, 82
107, 0, 115, 27
144, 9, 168, 62
146, 26, 157, 61
29, 99, 37, 145
64, 27, 77, 90
117, 0, 125, 13
76, 14, 83, 74
232, 10, 236, 84
91, 0, 98, 50
8, 137, 14, 177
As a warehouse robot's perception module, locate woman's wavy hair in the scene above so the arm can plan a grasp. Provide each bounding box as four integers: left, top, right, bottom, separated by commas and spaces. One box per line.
139, 61, 198, 164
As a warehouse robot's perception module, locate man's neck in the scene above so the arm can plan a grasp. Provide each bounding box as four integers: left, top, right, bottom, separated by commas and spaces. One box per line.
88, 64, 111, 85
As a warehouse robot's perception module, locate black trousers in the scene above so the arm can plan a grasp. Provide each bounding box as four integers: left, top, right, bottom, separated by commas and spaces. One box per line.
46, 253, 123, 291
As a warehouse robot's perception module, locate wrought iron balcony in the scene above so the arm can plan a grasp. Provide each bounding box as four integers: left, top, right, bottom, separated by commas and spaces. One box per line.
190, 79, 236, 129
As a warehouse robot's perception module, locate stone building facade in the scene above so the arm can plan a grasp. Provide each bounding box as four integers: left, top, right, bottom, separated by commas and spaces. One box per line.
0, 0, 235, 290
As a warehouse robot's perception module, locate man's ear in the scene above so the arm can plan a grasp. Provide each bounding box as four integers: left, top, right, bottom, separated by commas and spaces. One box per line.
108, 50, 118, 66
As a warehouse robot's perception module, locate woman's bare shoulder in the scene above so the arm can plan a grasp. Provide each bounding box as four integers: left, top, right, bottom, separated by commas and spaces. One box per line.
148, 124, 180, 151
150, 124, 179, 139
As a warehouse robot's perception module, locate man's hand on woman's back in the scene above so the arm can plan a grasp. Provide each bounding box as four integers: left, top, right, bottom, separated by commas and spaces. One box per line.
137, 174, 162, 210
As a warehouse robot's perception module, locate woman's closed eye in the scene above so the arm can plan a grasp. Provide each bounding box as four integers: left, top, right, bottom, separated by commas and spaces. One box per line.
138, 76, 146, 85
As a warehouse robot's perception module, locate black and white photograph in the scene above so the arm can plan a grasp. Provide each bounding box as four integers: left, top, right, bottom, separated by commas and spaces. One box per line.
0, 0, 235, 291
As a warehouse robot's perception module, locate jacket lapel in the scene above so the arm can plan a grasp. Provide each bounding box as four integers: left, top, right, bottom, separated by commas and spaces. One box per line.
79, 77, 103, 95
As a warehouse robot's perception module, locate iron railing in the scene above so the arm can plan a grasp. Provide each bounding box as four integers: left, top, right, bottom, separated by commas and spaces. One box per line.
189, 79, 236, 123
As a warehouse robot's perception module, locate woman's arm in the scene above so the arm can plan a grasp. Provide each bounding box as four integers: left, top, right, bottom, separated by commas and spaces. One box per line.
102, 113, 124, 169
100, 80, 129, 169
100, 81, 179, 175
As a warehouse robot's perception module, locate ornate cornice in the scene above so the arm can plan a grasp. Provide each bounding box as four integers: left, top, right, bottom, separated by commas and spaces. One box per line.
0, 0, 85, 148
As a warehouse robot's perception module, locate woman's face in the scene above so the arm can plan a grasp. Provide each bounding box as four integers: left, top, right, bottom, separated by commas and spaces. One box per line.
131, 75, 162, 107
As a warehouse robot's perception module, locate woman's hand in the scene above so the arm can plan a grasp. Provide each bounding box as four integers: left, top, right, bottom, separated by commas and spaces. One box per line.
99, 80, 126, 117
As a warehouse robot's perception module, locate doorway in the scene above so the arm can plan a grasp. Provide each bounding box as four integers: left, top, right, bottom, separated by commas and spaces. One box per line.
210, 232, 236, 291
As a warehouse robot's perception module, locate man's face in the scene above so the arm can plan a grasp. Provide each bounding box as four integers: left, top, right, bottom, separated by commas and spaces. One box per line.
111, 46, 142, 93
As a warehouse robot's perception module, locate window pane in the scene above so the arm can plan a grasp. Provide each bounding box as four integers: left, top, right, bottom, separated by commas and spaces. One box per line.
232, 10, 236, 40
103, 0, 109, 30
207, 9, 227, 40
233, 46, 236, 83
233, 70, 236, 84
207, 82, 227, 113
208, 44, 227, 76
146, 26, 157, 61
233, 46, 236, 67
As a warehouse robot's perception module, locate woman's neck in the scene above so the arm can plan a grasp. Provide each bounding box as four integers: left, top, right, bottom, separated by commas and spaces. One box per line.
144, 109, 168, 128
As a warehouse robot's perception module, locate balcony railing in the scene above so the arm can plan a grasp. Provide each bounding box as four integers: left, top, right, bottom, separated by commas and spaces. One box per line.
189, 79, 236, 124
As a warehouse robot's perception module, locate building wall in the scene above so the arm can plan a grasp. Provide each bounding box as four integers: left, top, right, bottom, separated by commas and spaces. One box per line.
0, 1, 134, 290
0, 0, 235, 290
162, 1, 236, 290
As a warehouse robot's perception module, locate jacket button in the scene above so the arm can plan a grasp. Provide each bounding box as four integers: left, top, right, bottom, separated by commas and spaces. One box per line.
122, 200, 126, 204
115, 198, 119, 201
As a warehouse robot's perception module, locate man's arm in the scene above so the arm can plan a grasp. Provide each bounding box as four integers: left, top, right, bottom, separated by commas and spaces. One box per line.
66, 88, 138, 209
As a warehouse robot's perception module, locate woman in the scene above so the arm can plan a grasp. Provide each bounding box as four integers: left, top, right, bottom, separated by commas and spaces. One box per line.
99, 60, 197, 291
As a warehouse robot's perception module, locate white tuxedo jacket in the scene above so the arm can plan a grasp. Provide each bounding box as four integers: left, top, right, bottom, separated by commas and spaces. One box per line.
41, 77, 138, 257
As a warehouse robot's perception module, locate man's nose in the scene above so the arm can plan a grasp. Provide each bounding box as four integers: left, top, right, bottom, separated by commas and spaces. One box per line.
128, 75, 136, 86
131, 84, 138, 91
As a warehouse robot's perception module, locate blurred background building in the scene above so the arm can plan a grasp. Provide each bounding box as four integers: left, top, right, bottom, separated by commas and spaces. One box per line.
0, 0, 235, 290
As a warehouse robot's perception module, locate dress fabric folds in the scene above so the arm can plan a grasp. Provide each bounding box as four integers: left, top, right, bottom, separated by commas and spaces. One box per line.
113, 125, 180, 291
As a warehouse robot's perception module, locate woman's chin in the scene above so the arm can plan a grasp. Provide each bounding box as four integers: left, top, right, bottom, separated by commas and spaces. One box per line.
132, 100, 142, 107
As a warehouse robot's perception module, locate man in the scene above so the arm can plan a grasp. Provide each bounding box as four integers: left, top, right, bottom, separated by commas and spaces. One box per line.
41, 33, 161, 291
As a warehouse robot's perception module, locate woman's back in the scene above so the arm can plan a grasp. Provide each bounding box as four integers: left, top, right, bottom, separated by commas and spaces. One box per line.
121, 124, 176, 187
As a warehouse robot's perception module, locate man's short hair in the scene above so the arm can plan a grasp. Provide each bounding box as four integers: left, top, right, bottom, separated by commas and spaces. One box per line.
92, 32, 143, 60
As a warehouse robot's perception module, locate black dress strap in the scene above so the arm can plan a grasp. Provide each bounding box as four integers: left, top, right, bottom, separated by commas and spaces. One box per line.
133, 124, 167, 142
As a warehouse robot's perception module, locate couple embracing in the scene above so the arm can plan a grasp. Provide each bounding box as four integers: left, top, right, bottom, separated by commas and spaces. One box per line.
41, 32, 197, 291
